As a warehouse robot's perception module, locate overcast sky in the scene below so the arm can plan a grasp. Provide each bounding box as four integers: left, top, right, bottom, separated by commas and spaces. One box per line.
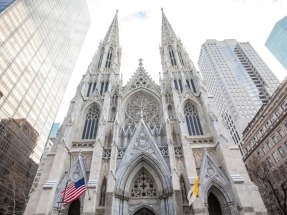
55, 0, 287, 122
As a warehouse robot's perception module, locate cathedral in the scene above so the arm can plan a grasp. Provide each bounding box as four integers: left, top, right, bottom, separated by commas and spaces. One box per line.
24, 10, 267, 215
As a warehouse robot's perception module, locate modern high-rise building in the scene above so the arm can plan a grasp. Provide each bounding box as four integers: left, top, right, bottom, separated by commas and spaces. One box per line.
265, 16, 287, 70
0, 0, 90, 213
25, 11, 266, 215
198, 39, 279, 147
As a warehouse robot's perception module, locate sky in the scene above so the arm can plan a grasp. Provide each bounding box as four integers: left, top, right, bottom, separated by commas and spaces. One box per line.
55, 0, 287, 122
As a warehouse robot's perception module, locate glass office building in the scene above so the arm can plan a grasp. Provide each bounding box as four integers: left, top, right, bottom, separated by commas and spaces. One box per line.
266, 16, 287, 70
198, 39, 279, 147
0, 0, 90, 213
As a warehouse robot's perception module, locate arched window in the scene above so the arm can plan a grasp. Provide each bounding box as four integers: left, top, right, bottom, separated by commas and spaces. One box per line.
86, 81, 97, 97
82, 104, 100, 139
105, 48, 113, 68
177, 47, 184, 65
168, 105, 173, 119
184, 101, 203, 136
98, 49, 104, 68
186, 79, 197, 93
99, 178, 107, 206
68, 199, 80, 215
169, 46, 177, 66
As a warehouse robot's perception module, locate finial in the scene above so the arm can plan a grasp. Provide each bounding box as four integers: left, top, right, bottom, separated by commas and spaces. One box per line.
161, 8, 163, 11
138, 58, 143, 69
140, 110, 144, 119
116, 9, 118, 13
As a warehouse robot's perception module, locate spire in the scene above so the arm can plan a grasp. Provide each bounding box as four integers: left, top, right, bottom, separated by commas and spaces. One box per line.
103, 10, 119, 46
161, 9, 178, 44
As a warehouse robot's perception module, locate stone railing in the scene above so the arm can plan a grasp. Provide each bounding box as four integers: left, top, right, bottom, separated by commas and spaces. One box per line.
187, 136, 213, 145
72, 141, 95, 148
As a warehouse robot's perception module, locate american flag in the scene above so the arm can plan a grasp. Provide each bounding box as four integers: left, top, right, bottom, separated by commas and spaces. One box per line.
61, 178, 86, 205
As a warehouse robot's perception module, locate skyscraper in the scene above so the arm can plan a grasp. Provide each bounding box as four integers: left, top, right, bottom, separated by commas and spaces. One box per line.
0, 0, 90, 213
25, 11, 266, 215
265, 16, 287, 70
198, 39, 279, 147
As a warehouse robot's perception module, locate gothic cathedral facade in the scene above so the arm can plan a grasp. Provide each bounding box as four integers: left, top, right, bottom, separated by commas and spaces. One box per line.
25, 11, 267, 215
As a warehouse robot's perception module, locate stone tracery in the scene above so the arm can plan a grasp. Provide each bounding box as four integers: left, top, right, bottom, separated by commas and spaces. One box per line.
131, 171, 157, 198
125, 93, 160, 126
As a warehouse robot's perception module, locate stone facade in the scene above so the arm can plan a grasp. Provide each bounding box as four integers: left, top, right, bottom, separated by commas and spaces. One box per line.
25, 11, 267, 215
243, 77, 287, 215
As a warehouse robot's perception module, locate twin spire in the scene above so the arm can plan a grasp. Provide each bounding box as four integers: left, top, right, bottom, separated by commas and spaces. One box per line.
102, 9, 179, 47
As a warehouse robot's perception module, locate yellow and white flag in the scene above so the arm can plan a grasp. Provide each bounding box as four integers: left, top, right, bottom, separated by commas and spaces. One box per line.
188, 176, 199, 206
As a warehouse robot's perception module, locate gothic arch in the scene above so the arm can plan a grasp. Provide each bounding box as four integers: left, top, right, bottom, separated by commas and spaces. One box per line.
81, 103, 101, 139
183, 100, 204, 136
133, 206, 157, 215
115, 152, 172, 198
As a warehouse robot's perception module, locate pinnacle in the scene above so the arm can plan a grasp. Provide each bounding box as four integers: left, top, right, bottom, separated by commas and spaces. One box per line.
161, 10, 178, 44
103, 11, 120, 46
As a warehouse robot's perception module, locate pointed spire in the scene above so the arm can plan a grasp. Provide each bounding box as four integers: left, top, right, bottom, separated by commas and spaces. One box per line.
103, 10, 119, 46
161, 9, 178, 44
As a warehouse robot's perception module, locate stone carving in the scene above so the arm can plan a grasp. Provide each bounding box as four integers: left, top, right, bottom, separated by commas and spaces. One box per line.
130, 130, 155, 155
131, 171, 157, 198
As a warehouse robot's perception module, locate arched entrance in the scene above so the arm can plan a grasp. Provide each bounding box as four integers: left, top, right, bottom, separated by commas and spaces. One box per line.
134, 207, 156, 215
208, 193, 222, 215
68, 199, 80, 215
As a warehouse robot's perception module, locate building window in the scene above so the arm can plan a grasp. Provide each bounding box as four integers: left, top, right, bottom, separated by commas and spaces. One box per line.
272, 135, 279, 144
262, 146, 267, 154
100, 82, 109, 96
174, 80, 179, 91
169, 46, 177, 66
186, 79, 197, 93
272, 152, 280, 163
105, 48, 113, 68
267, 141, 272, 149
278, 147, 286, 158
184, 101, 203, 136
87, 82, 97, 97
267, 157, 273, 167
177, 49, 184, 65
98, 50, 104, 68
82, 104, 100, 139
278, 129, 284, 137
131, 171, 157, 198
99, 178, 107, 206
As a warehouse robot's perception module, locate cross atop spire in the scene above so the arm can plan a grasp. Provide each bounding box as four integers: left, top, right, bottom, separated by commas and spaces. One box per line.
103, 11, 120, 46
161, 10, 178, 44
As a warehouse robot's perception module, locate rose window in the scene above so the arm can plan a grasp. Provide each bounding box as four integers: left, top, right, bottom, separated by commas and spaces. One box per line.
125, 93, 159, 126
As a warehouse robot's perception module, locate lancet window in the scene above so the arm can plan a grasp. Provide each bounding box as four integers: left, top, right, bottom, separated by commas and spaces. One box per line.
174, 79, 183, 93
99, 178, 107, 206
105, 48, 113, 68
100, 82, 109, 95
177, 47, 184, 65
169, 46, 177, 66
184, 101, 203, 136
82, 104, 100, 139
131, 171, 157, 198
186, 79, 197, 93
98, 49, 104, 68
87, 82, 97, 97
125, 93, 160, 127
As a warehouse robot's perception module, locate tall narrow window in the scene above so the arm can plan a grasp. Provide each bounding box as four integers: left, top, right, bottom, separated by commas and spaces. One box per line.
99, 178, 107, 206
179, 79, 183, 92
105, 48, 113, 68
98, 50, 104, 68
169, 46, 177, 66
87, 83, 92, 97
180, 176, 187, 203
100, 82, 104, 95
82, 104, 100, 139
177, 49, 184, 65
105, 81, 109, 92
186, 79, 196, 93
184, 101, 203, 136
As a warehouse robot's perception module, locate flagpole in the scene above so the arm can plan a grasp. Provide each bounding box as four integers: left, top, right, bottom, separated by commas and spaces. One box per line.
57, 146, 72, 215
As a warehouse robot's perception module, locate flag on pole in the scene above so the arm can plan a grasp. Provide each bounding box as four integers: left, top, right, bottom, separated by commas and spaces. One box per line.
61, 177, 86, 205
188, 176, 199, 206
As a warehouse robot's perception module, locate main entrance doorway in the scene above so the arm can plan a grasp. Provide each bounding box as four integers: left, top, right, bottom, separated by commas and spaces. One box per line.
208, 193, 223, 215
134, 207, 156, 215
